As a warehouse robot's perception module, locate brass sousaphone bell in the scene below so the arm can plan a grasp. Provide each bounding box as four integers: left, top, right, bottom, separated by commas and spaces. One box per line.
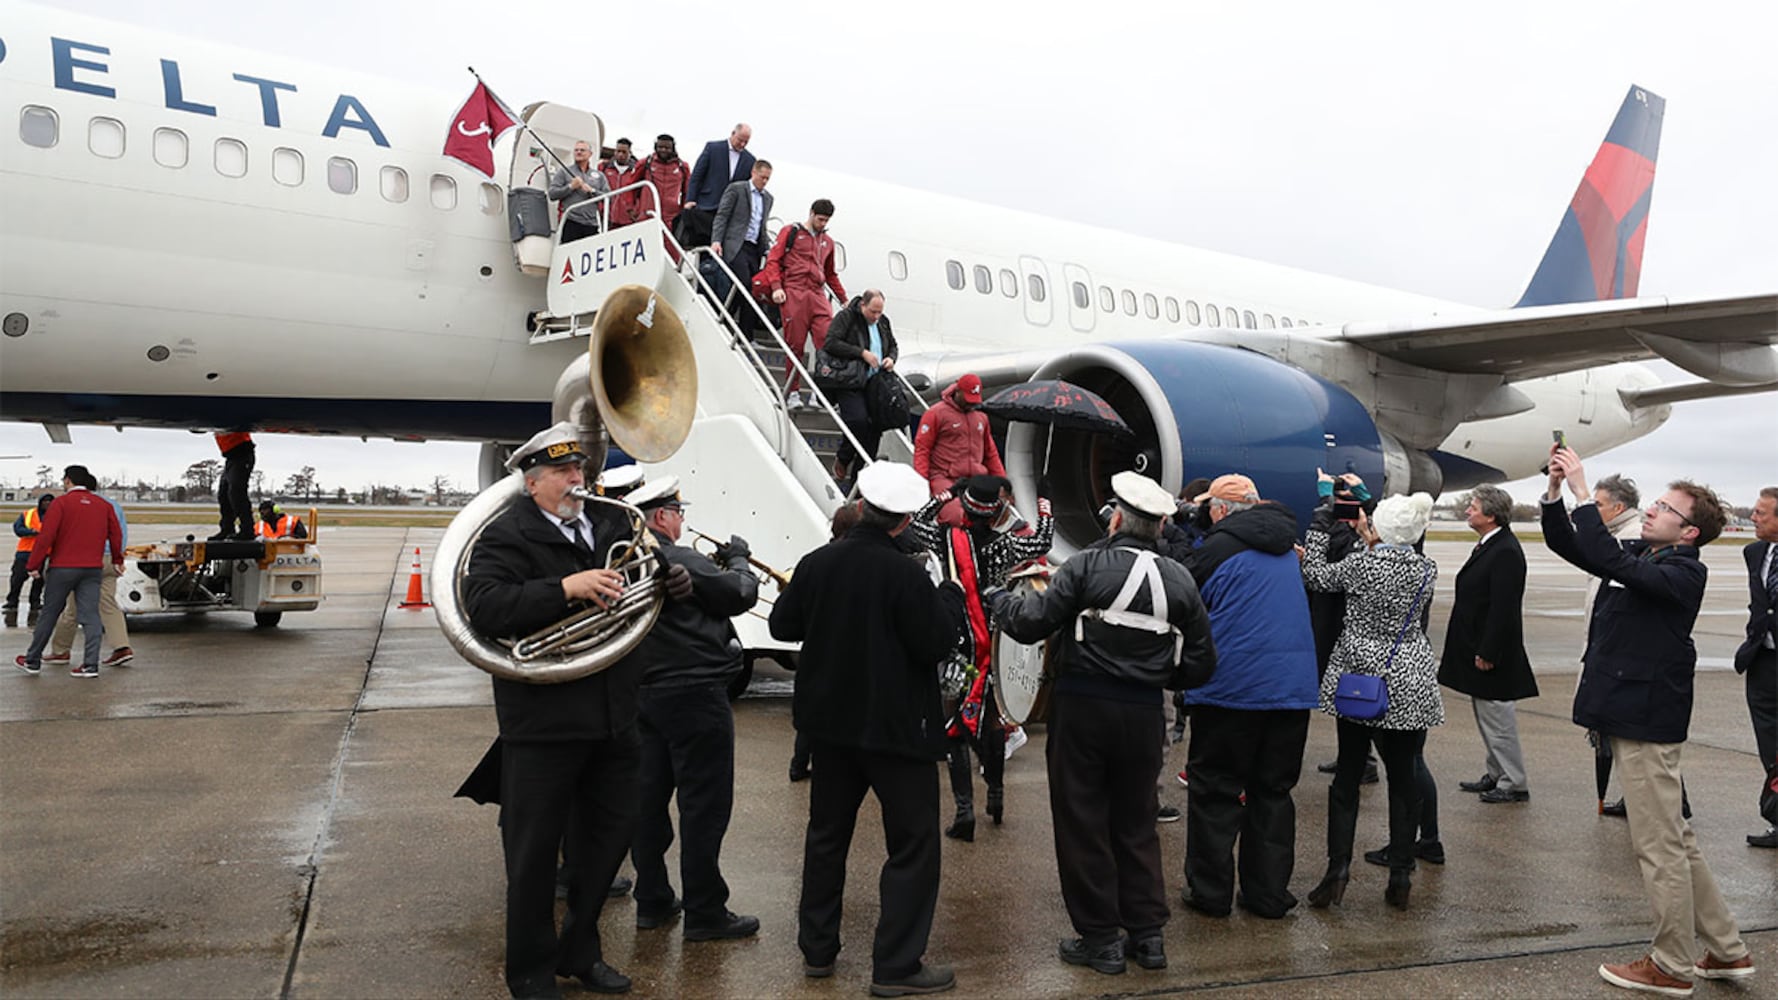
432, 284, 699, 683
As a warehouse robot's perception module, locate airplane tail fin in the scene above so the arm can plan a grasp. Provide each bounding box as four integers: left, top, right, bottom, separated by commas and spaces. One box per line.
1515, 85, 1665, 307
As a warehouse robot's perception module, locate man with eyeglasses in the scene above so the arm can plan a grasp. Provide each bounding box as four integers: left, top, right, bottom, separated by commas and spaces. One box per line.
1541, 446, 1754, 996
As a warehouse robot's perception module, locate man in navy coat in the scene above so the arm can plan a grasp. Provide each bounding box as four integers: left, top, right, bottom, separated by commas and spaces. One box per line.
1735, 486, 1777, 848
681, 124, 755, 247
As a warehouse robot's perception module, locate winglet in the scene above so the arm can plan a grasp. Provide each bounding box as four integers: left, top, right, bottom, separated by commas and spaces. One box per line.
1516, 85, 1665, 308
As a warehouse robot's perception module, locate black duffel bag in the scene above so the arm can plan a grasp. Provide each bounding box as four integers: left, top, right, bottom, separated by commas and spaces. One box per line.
866, 371, 911, 430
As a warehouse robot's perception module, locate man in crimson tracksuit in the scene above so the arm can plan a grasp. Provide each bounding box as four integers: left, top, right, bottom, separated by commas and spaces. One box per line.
597, 139, 642, 229
913, 374, 1005, 497
635, 135, 692, 238
759, 199, 846, 401
16, 464, 123, 678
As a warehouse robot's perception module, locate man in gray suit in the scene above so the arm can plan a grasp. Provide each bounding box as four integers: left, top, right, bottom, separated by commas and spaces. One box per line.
708, 160, 773, 314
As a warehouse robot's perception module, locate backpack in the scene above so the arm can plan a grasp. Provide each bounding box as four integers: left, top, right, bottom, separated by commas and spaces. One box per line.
866, 370, 911, 430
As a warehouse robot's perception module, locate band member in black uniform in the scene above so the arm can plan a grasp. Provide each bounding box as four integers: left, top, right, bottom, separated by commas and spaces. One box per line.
769, 461, 968, 997
622, 476, 763, 940
990, 471, 1216, 976
461, 422, 690, 999
907, 475, 1054, 840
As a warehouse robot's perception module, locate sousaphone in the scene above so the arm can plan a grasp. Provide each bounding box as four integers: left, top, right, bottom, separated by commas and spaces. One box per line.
432, 284, 698, 683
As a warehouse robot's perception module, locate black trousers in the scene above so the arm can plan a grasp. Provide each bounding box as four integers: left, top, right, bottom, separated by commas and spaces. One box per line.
5, 551, 44, 611
722, 240, 766, 334
217, 442, 254, 535
561, 217, 600, 243
1184, 705, 1310, 916
798, 740, 940, 981
945, 681, 1005, 808
500, 734, 640, 998
630, 682, 736, 924
833, 388, 883, 476
1328, 719, 1427, 870
1047, 693, 1168, 945
1746, 648, 1777, 820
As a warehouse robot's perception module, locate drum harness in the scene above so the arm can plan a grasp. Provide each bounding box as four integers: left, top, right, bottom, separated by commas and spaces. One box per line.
1075, 547, 1184, 666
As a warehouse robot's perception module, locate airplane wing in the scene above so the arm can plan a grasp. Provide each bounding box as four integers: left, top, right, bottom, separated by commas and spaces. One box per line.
1333, 292, 1778, 384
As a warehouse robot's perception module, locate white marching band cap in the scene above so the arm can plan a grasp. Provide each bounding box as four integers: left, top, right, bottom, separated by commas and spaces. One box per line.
507, 421, 590, 473
857, 462, 929, 515
626, 474, 687, 511
1111, 470, 1176, 519
595, 464, 646, 497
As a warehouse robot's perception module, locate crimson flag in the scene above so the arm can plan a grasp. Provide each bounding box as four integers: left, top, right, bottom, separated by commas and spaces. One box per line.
442, 81, 518, 178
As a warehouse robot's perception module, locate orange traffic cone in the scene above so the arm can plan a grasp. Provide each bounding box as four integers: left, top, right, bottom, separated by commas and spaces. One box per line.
399, 546, 431, 609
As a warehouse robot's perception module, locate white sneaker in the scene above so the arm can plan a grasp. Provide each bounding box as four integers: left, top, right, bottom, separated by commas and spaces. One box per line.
1004, 726, 1028, 760
785, 394, 804, 412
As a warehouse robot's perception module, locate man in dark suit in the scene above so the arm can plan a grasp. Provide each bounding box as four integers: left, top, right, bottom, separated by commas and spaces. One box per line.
1439, 485, 1537, 804
708, 161, 773, 314
682, 123, 755, 247
1736, 486, 1778, 848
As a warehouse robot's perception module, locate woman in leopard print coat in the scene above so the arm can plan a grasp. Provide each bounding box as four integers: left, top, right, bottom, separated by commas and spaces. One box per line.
1300, 489, 1442, 910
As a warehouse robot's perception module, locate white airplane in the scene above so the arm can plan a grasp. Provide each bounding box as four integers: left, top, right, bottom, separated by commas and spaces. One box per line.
3, 2, 1775, 561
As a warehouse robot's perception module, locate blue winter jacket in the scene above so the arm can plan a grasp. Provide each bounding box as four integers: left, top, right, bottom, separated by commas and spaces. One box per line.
1183, 502, 1320, 711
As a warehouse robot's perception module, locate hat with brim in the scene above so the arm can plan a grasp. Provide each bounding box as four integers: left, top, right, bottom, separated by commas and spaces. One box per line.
857, 462, 929, 515
595, 464, 645, 498
508, 421, 590, 473
1194, 473, 1260, 505
628, 475, 688, 512
1111, 471, 1176, 519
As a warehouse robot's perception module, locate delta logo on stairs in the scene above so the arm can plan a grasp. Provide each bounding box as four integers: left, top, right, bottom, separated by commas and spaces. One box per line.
560, 259, 574, 283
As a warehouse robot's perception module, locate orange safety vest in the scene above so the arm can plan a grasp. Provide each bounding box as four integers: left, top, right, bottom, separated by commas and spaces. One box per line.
215, 431, 253, 454
15, 508, 41, 553
256, 514, 301, 539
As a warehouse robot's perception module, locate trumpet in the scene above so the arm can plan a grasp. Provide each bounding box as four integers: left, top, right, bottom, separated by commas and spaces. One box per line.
686, 525, 792, 591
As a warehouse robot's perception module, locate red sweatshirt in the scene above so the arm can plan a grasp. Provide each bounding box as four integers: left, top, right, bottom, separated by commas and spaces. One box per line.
760, 223, 846, 300
27, 488, 123, 572
913, 382, 1005, 494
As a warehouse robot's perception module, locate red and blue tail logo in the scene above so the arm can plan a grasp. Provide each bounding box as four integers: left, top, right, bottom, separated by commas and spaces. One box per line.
1516, 85, 1664, 307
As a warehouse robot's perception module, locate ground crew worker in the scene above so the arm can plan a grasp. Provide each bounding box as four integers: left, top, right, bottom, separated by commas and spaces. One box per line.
255, 501, 308, 540
5, 494, 53, 628
212, 431, 255, 541
990, 471, 1217, 976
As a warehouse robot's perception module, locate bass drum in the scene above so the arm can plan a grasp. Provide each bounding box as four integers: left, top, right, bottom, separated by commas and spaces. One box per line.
992, 575, 1053, 725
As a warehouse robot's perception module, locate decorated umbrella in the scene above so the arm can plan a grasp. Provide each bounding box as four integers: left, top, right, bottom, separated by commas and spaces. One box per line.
981, 379, 1134, 473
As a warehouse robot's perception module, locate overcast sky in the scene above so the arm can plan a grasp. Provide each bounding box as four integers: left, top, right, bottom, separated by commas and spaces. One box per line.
4, 0, 1774, 503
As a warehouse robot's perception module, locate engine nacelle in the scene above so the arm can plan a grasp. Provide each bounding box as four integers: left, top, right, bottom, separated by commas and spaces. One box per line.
1006, 342, 1388, 555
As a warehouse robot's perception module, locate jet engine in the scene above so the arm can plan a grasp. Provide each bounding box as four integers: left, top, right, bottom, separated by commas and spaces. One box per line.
1005, 342, 1407, 556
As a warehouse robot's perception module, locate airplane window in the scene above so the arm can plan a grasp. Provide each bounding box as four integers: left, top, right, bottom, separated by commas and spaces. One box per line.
1242, 309, 1256, 329
479, 182, 502, 215
430, 174, 457, 210
1300, 318, 1310, 327
888, 251, 908, 281
1098, 286, 1114, 312
380, 165, 409, 203
1164, 297, 1180, 323
1072, 282, 1089, 309
1186, 300, 1201, 325
328, 156, 358, 195
272, 147, 304, 186
999, 268, 1017, 298
153, 128, 188, 169
1143, 293, 1159, 319
214, 138, 247, 178
945, 260, 964, 290
88, 117, 125, 159
1281, 316, 1293, 328
1121, 290, 1137, 315
1028, 273, 1046, 302
833, 241, 847, 272
1263, 313, 1276, 328
19, 106, 58, 148
973, 265, 992, 294
1206, 303, 1221, 326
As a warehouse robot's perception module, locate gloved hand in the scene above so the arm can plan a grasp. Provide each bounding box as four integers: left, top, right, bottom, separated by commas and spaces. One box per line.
716, 534, 751, 566
661, 561, 693, 601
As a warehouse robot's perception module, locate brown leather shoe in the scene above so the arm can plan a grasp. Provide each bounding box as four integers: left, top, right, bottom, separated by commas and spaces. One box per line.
1598, 955, 1692, 997
1694, 952, 1755, 979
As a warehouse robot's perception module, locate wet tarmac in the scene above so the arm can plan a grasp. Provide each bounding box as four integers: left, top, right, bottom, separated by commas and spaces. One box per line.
2, 524, 1773, 998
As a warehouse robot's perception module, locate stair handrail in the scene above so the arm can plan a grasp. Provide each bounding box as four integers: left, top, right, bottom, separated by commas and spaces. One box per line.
661, 232, 874, 473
